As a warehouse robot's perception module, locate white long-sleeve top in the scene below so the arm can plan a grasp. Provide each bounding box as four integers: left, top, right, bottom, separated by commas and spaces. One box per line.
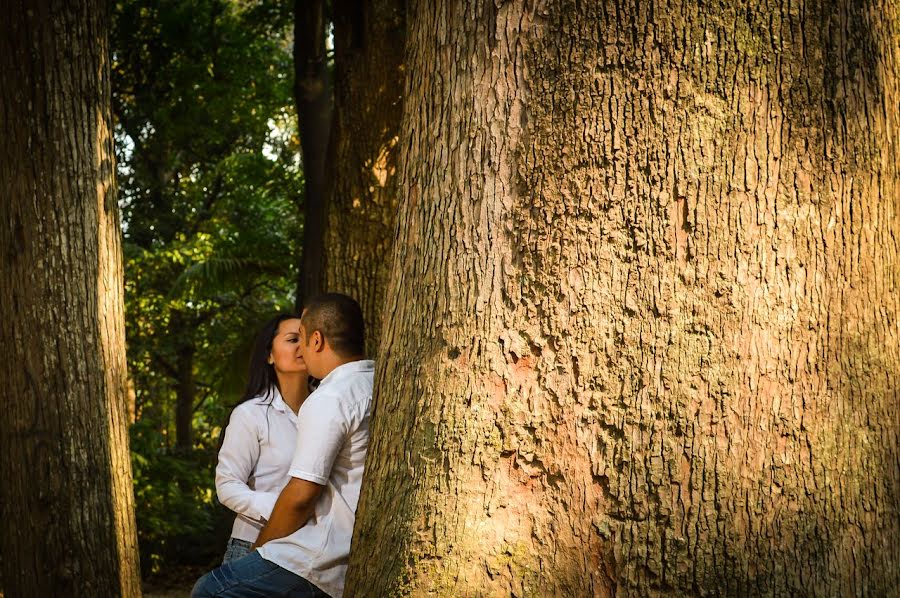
216, 388, 299, 542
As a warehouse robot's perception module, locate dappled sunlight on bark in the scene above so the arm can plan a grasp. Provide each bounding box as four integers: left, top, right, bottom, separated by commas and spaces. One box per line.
347, 0, 900, 595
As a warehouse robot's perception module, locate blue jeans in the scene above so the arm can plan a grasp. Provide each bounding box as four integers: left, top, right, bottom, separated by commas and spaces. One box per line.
191, 551, 329, 597
222, 537, 253, 563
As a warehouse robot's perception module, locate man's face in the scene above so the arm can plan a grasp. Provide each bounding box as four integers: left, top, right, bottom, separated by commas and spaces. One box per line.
298, 310, 312, 361
298, 309, 324, 378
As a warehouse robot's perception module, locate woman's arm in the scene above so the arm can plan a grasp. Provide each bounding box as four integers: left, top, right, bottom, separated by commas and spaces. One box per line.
215, 406, 281, 523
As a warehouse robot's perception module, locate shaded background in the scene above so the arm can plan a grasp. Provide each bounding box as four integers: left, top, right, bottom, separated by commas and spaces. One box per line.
111, 0, 301, 588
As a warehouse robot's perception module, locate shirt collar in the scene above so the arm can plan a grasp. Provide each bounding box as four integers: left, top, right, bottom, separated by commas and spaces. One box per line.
318, 359, 375, 389
255, 386, 288, 412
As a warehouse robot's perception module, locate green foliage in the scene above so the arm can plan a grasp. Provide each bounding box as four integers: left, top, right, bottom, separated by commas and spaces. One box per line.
112, 0, 301, 575
130, 420, 226, 574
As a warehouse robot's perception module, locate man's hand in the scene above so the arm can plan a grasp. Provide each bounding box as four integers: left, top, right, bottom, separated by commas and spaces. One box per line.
253, 477, 324, 549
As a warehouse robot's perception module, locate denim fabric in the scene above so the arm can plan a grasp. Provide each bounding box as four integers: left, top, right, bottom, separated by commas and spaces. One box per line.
222, 537, 254, 564
191, 551, 329, 597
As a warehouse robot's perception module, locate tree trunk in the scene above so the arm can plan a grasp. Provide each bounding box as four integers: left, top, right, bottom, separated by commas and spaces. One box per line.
0, 1, 142, 595
324, 0, 405, 355
175, 342, 195, 451
165, 310, 197, 452
295, 0, 332, 307
347, 1, 900, 596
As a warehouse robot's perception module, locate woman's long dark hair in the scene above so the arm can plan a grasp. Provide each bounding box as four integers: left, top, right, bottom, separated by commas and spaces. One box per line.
217, 313, 301, 451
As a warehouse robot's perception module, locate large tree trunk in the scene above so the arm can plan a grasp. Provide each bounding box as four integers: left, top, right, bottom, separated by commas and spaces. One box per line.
295, 0, 332, 307
347, 0, 900, 595
0, 1, 142, 595
324, 0, 405, 355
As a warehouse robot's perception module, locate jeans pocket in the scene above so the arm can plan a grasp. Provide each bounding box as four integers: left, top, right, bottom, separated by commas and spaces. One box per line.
222, 537, 254, 563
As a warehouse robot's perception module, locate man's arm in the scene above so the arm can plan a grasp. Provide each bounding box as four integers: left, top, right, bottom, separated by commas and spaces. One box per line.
253, 477, 324, 548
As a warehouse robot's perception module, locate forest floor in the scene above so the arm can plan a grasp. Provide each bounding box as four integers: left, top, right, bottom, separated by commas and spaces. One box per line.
143, 565, 206, 597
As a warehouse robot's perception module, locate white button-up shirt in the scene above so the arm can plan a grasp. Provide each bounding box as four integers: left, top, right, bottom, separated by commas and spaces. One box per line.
216, 388, 299, 543
258, 359, 374, 598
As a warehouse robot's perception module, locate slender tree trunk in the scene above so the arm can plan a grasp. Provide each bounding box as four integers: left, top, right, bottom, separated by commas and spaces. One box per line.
175, 342, 195, 451
347, 0, 900, 595
0, 1, 142, 595
324, 0, 405, 355
295, 0, 332, 307
166, 310, 197, 451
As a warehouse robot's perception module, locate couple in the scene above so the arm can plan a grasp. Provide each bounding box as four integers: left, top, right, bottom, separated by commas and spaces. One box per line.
194, 293, 373, 597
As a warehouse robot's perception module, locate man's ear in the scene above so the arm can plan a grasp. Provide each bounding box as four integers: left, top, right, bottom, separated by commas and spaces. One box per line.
312, 330, 325, 352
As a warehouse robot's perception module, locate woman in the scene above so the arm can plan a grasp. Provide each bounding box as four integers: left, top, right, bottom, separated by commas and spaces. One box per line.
216, 313, 309, 562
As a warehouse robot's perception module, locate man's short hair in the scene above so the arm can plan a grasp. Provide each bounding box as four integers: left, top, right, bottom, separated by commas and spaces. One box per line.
301, 293, 365, 357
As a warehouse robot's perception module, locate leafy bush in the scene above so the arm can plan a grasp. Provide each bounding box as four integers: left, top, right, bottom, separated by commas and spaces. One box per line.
130, 421, 231, 574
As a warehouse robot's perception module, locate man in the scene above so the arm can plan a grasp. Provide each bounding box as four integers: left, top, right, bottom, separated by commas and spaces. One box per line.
192, 293, 374, 597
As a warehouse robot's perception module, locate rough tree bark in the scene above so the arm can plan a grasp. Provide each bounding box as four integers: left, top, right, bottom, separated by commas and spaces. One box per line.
295, 0, 332, 307
324, 0, 405, 355
0, 0, 142, 595
347, 0, 900, 595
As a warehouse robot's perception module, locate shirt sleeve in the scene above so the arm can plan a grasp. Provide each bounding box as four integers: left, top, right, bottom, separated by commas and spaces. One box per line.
215, 405, 282, 523
288, 393, 348, 485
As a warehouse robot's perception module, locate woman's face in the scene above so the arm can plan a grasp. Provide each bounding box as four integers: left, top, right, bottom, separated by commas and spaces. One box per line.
268, 318, 308, 376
